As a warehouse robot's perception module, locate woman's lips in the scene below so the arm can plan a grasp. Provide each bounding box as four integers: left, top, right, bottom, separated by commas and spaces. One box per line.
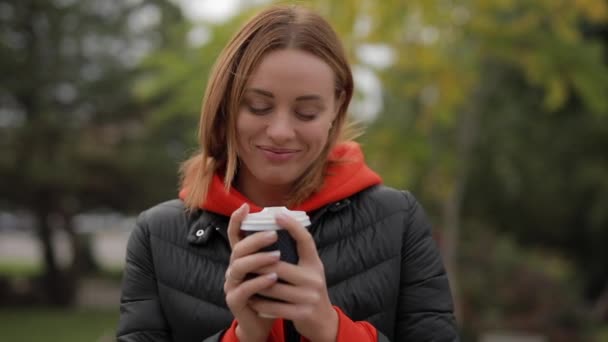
258, 146, 300, 162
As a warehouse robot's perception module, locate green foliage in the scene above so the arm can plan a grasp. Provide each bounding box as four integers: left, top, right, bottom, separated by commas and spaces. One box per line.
458, 222, 596, 341
0, 0, 185, 213
0, 309, 118, 342
0, 0, 187, 298
358, 0, 608, 191
466, 63, 608, 299
132, 6, 275, 143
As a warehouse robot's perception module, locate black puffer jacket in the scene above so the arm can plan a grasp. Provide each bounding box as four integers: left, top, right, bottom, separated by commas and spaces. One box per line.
117, 185, 458, 341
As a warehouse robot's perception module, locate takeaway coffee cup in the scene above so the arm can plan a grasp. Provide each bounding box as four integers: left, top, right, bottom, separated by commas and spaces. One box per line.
241, 206, 311, 265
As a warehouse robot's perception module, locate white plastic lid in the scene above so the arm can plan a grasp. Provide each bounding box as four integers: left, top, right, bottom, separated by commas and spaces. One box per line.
241, 206, 311, 231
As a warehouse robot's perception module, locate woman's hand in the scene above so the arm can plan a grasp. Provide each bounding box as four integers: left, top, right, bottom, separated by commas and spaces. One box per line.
224, 203, 281, 342
248, 213, 339, 342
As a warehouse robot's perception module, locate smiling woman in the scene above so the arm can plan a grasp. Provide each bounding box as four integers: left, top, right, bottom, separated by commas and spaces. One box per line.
235, 49, 340, 207
116, 4, 458, 342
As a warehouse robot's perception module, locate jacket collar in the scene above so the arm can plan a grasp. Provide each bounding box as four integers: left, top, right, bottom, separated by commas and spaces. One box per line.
187, 210, 228, 246
187, 198, 353, 246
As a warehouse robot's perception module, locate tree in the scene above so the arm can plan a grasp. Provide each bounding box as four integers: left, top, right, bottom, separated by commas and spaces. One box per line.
0, 0, 183, 305
319, 0, 608, 322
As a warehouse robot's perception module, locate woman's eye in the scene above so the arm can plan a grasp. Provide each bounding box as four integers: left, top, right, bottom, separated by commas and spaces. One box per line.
295, 106, 320, 121
296, 111, 318, 121
248, 105, 272, 115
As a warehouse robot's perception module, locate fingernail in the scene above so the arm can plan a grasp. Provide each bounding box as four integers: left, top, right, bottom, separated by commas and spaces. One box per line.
240, 203, 249, 212
258, 312, 277, 319
266, 272, 277, 281
233, 203, 246, 216
268, 250, 280, 258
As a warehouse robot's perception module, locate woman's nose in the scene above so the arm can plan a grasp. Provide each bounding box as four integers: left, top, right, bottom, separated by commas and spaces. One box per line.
266, 114, 295, 143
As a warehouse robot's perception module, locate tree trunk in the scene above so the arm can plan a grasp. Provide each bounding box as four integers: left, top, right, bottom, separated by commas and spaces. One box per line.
34, 204, 78, 306
35, 207, 58, 277
441, 90, 482, 325
66, 215, 100, 275
593, 283, 608, 321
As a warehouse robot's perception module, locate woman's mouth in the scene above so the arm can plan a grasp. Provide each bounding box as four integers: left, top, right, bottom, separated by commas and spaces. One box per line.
257, 146, 300, 162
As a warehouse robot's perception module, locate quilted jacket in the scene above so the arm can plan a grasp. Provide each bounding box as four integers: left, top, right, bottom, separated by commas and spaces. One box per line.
116, 185, 458, 341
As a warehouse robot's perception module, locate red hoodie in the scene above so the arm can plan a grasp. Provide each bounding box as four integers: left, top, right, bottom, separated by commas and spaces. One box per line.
181, 142, 382, 342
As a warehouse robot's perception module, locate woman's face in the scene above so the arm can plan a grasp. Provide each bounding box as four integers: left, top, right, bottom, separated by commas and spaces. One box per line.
236, 48, 338, 194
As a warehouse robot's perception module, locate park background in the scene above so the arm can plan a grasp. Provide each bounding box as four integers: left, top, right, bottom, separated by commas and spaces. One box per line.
1, 0, 607, 341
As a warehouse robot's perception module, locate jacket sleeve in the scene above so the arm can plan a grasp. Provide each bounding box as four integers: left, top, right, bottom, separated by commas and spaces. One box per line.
116, 213, 175, 341
395, 192, 459, 341
116, 213, 229, 342
221, 318, 286, 342
331, 306, 378, 342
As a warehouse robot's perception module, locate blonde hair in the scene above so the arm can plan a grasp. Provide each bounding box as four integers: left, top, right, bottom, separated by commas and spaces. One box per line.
180, 5, 356, 210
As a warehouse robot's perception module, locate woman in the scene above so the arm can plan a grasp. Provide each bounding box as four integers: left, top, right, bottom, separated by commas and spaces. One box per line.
117, 5, 457, 342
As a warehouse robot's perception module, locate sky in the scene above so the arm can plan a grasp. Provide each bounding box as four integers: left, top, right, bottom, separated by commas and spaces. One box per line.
178, 0, 240, 22
177, 0, 270, 23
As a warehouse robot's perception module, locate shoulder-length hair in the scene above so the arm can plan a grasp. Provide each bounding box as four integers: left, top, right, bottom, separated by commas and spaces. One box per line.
180, 5, 355, 211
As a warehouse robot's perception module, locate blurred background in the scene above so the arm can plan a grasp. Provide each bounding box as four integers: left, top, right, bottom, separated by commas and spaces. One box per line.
1, 0, 607, 341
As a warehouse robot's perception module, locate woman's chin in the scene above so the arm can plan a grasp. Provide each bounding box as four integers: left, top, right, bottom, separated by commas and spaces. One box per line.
263, 178, 295, 187
257, 173, 297, 187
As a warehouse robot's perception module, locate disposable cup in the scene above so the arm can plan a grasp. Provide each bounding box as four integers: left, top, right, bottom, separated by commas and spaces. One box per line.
241, 206, 311, 265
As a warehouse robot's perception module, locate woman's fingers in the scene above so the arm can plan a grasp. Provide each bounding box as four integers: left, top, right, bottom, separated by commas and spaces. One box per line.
256, 282, 320, 304
225, 272, 278, 310
225, 207, 331, 334
224, 250, 281, 290
255, 261, 317, 286
230, 230, 278, 263
227, 203, 249, 248
248, 297, 313, 322
223, 205, 287, 341
275, 214, 320, 265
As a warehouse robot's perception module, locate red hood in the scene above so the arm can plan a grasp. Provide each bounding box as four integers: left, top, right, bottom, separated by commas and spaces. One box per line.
179, 142, 382, 215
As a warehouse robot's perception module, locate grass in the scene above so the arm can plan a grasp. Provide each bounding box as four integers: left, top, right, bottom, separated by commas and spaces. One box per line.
0, 260, 42, 277
97, 266, 124, 282
0, 261, 123, 341
0, 308, 119, 342
0, 260, 124, 283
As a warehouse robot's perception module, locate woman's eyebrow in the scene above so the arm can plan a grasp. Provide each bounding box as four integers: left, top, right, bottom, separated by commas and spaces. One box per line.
246, 88, 323, 102
246, 88, 274, 98
295, 95, 322, 102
